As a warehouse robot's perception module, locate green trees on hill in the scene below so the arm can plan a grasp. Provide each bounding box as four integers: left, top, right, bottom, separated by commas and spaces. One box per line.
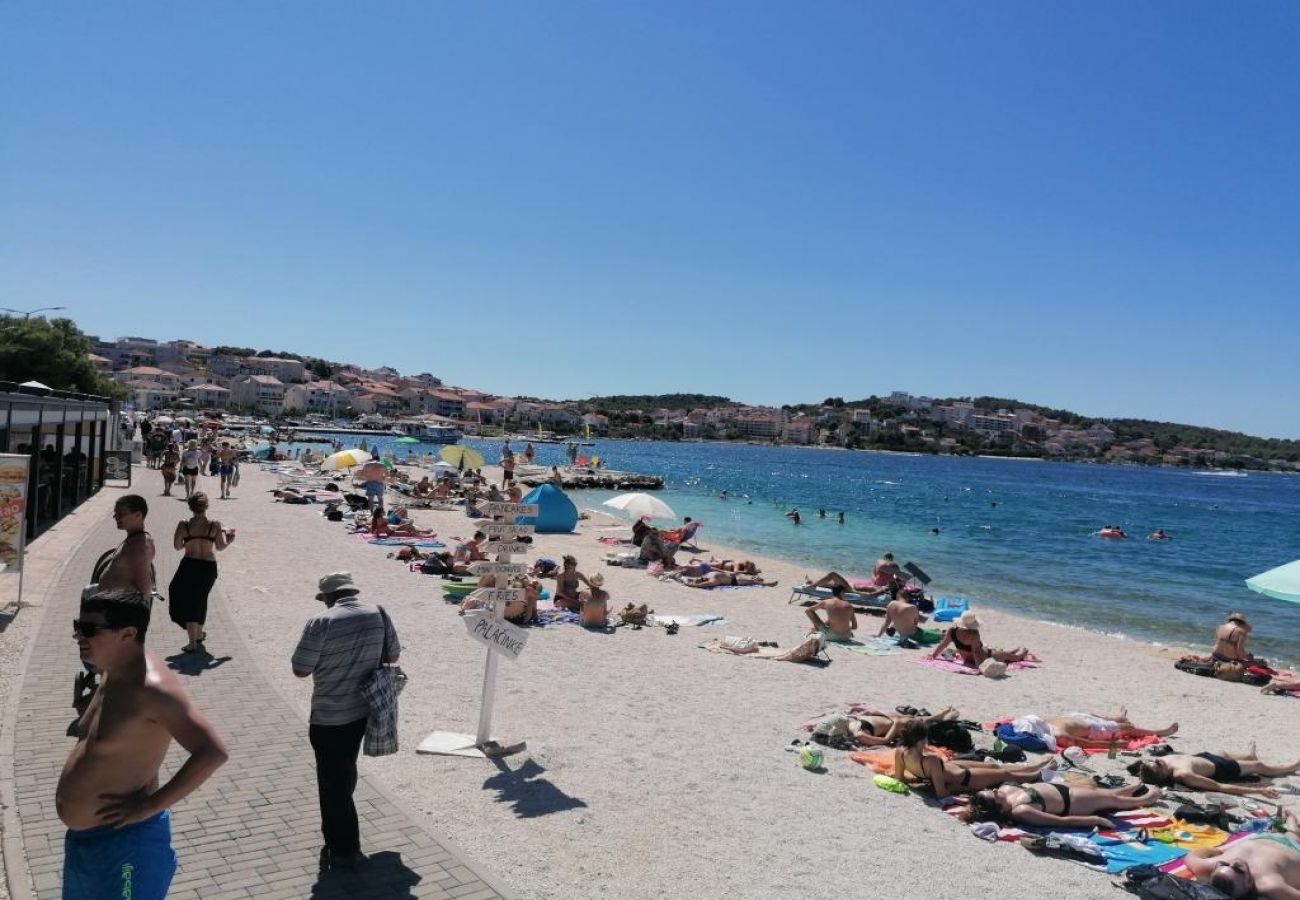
0, 316, 125, 398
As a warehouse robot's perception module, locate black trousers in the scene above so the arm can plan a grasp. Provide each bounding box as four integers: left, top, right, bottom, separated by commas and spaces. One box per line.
308, 717, 368, 855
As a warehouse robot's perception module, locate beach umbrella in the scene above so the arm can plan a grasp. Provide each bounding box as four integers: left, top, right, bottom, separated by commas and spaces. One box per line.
603, 492, 677, 521
394, 436, 420, 445
1245, 559, 1300, 604
154, 416, 174, 425
259, 425, 276, 435
320, 448, 369, 470
174, 416, 193, 425
439, 445, 484, 470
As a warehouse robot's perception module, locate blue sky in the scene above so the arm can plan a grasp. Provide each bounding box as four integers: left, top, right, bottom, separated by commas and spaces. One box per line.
2, 3, 1297, 437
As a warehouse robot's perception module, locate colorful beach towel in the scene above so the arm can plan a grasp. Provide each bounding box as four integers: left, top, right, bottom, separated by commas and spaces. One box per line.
650, 614, 727, 627
912, 656, 1040, 676
368, 538, 445, 548
941, 795, 1172, 842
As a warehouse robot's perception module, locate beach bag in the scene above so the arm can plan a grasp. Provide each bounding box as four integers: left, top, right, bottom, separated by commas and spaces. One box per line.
719, 635, 761, 654
775, 632, 827, 664
979, 658, 1008, 678
361, 606, 406, 757
1242, 670, 1271, 687
1123, 865, 1229, 899
1173, 803, 1232, 828
325, 507, 344, 522
1213, 661, 1245, 683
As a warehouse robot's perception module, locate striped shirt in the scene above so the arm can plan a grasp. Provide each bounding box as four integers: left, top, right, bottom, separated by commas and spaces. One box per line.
292, 597, 400, 726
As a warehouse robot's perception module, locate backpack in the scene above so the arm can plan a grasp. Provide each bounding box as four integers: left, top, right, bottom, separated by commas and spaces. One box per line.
1214, 661, 1245, 683
1175, 657, 1217, 677
1123, 865, 1229, 899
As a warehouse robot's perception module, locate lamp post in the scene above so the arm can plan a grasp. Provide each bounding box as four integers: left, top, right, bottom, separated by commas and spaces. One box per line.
1, 306, 67, 319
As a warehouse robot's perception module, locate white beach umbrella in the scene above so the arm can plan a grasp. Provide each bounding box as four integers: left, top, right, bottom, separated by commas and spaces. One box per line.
320, 448, 369, 470
603, 492, 677, 521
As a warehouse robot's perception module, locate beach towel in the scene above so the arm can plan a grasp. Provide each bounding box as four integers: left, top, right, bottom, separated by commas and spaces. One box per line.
801, 703, 890, 733
913, 656, 1040, 676
709, 584, 768, 592
367, 538, 445, 548
850, 746, 954, 776
1158, 832, 1252, 877
830, 636, 902, 657
649, 614, 727, 627
984, 719, 1163, 754
942, 794, 1172, 842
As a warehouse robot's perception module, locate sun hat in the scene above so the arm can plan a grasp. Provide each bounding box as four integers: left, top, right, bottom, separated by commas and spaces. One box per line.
588, 573, 605, 588
958, 612, 981, 630
317, 571, 359, 598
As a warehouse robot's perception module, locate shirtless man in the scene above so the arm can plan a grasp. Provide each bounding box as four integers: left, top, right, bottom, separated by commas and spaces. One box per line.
1184, 809, 1300, 899
879, 587, 923, 645
80, 495, 156, 712
1043, 708, 1178, 749
805, 585, 857, 641
216, 442, 238, 500
1128, 745, 1299, 799
59, 587, 227, 899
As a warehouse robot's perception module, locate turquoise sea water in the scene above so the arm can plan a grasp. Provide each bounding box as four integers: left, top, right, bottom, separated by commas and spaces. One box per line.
274, 435, 1300, 665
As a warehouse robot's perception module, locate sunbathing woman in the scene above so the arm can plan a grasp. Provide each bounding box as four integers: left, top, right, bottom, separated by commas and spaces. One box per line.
806, 571, 886, 597
554, 555, 596, 612
709, 558, 761, 575
893, 722, 1052, 797
1044, 709, 1178, 748
1128, 745, 1297, 799
682, 570, 778, 589
850, 708, 959, 747
365, 507, 436, 538
929, 612, 1031, 666
961, 781, 1161, 829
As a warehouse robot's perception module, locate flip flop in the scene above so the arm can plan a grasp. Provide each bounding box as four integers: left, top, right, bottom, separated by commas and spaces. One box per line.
895, 705, 920, 716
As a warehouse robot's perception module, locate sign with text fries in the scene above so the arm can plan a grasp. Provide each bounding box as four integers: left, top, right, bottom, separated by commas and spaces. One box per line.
0, 454, 31, 574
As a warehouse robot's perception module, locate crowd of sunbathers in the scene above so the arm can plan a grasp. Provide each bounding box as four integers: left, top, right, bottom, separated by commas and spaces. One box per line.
804, 702, 1300, 897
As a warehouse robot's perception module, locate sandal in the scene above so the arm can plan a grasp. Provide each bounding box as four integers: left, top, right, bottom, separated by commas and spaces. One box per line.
896, 705, 920, 716
665, 622, 680, 635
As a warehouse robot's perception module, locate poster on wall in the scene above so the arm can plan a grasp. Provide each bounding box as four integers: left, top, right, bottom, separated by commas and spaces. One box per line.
0, 453, 31, 574
103, 450, 132, 485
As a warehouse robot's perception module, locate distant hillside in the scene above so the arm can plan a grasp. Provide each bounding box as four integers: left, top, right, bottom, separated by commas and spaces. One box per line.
1106, 419, 1300, 462
572, 393, 735, 412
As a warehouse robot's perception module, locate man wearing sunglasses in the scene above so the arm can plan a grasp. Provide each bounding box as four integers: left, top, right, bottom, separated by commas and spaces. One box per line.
58, 587, 228, 899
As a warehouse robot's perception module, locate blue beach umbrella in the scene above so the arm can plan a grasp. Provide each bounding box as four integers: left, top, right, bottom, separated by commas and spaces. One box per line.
1245, 559, 1300, 604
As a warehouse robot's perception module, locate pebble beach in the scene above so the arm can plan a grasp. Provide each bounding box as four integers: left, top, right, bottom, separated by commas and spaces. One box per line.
197, 460, 1300, 898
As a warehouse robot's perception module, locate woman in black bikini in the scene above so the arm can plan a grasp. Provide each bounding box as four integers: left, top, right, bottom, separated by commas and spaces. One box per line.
962, 780, 1160, 828
929, 612, 1031, 666
849, 708, 959, 747
169, 492, 234, 653
893, 722, 1052, 797
554, 555, 595, 612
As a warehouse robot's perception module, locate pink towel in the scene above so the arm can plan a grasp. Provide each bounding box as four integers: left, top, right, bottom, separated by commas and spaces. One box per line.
912, 656, 1040, 676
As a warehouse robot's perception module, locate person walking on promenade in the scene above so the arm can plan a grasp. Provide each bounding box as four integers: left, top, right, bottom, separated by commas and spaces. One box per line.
179, 440, 202, 500
292, 572, 401, 870
216, 442, 239, 500
79, 494, 158, 714
160, 444, 179, 496
59, 587, 228, 899
501, 448, 516, 487
168, 492, 234, 654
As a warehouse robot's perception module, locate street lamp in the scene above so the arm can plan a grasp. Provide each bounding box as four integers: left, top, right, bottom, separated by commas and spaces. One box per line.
1, 306, 67, 319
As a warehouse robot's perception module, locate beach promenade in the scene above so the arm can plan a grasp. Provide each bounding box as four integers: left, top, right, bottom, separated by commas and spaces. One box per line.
0, 481, 509, 900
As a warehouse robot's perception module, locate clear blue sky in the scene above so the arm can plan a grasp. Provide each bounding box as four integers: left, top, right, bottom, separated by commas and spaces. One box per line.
2, 3, 1297, 437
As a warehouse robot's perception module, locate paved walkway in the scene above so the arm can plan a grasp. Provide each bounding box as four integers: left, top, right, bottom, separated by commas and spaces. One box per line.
6, 486, 509, 899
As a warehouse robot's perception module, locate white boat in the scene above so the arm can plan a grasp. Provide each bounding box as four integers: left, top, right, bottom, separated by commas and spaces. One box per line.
392, 419, 462, 444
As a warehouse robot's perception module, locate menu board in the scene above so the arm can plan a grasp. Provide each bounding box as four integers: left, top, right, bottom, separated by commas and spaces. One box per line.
103, 451, 132, 485
0, 453, 31, 573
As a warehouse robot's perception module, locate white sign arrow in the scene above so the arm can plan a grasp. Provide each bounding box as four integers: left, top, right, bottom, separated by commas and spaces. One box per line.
483, 542, 531, 555
463, 611, 529, 661
467, 561, 528, 576
481, 523, 535, 538
480, 502, 540, 518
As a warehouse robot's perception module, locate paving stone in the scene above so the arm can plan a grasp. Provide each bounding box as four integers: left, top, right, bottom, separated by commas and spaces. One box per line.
7, 490, 508, 898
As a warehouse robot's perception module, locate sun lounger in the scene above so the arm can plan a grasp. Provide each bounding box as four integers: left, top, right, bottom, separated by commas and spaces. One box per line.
787, 585, 889, 611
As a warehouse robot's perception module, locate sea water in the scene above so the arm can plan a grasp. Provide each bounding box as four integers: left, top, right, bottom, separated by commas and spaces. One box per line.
269, 435, 1300, 665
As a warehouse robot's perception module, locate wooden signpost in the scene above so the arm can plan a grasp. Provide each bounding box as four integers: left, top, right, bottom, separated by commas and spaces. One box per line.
418, 500, 540, 759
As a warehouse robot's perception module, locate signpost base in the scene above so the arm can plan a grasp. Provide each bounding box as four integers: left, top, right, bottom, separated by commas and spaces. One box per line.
416, 731, 527, 759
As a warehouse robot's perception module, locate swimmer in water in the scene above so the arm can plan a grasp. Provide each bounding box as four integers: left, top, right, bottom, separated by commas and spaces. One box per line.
785, 509, 801, 525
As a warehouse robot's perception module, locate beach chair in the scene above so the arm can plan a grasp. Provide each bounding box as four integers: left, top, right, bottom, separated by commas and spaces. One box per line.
786, 585, 890, 612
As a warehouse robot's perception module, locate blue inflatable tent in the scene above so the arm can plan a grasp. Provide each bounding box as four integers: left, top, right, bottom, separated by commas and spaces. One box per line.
517, 483, 579, 534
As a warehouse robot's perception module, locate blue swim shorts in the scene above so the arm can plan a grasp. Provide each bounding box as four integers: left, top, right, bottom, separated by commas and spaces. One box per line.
63, 810, 177, 900
219, 464, 234, 475
364, 480, 384, 499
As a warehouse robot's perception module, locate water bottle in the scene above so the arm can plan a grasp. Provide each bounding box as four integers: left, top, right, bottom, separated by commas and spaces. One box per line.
993, 737, 1005, 753
1107, 737, 1118, 760
1242, 818, 1272, 834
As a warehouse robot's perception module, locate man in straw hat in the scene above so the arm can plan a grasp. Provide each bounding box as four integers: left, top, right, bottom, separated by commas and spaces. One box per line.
292, 572, 401, 870
58, 587, 228, 899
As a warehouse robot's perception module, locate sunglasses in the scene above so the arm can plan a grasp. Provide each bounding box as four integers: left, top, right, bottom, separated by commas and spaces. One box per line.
73, 618, 123, 638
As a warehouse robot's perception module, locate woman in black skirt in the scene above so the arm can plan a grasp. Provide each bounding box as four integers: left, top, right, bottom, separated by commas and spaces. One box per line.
169, 491, 234, 652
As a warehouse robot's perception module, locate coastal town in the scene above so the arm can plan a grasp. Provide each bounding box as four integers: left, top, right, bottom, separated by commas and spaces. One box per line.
90, 333, 1300, 471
